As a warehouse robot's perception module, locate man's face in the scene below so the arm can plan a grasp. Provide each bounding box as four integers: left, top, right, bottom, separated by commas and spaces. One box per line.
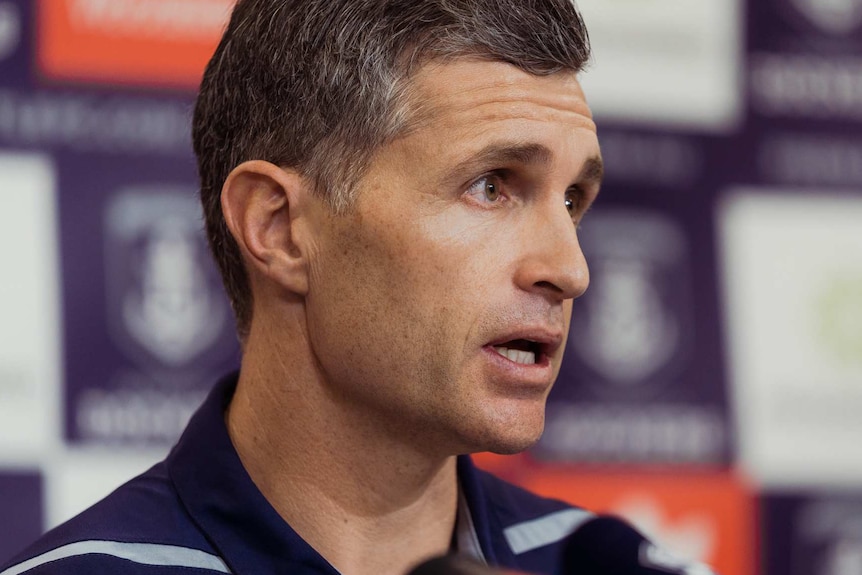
304, 59, 601, 456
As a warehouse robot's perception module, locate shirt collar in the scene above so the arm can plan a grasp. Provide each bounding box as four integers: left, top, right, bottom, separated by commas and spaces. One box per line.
455, 482, 487, 564
167, 373, 504, 574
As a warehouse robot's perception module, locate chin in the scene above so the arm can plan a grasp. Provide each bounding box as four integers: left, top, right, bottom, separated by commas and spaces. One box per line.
445, 394, 548, 456
481, 429, 544, 456
462, 412, 546, 456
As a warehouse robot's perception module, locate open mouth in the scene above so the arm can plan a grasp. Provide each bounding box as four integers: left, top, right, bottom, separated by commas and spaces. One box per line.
491, 339, 543, 365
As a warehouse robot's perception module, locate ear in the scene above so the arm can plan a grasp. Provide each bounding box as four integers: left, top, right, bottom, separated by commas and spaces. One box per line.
221, 160, 312, 296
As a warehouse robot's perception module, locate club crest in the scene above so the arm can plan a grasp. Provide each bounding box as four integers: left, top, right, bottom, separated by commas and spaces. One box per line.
790, 0, 862, 35
104, 187, 228, 367
569, 210, 690, 387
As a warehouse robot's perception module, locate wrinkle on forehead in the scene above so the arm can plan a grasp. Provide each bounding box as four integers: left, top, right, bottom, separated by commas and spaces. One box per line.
399, 59, 596, 138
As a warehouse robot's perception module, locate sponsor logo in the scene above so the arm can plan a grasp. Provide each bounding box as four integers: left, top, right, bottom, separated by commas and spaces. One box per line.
573, 0, 741, 131
540, 404, 726, 464
599, 131, 701, 187
38, 0, 232, 87
568, 209, 690, 388
0, 2, 20, 62
68, 0, 231, 38
791, 0, 862, 35
750, 54, 862, 122
0, 89, 192, 155
817, 274, 862, 365
759, 135, 862, 188
104, 187, 227, 367
76, 385, 206, 443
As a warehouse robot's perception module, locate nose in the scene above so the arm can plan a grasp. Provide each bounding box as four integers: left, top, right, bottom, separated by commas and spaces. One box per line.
514, 198, 589, 301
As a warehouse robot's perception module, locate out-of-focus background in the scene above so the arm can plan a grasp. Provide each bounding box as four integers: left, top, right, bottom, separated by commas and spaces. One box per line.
0, 0, 860, 573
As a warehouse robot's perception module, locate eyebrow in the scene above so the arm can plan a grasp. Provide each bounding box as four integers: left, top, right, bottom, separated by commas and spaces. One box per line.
579, 156, 604, 189
447, 142, 604, 188
451, 143, 552, 178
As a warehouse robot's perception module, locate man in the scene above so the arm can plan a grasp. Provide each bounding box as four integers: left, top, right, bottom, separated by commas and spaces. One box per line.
1, 1, 602, 574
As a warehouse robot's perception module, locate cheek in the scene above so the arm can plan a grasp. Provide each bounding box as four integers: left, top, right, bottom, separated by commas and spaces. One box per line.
307, 206, 508, 369
305, 220, 456, 391
307, 227, 403, 347
353, 211, 493, 314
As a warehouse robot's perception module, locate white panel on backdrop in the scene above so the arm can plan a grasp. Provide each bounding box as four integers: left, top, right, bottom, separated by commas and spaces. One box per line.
576, 0, 742, 131
720, 191, 862, 487
0, 153, 62, 462
45, 448, 164, 528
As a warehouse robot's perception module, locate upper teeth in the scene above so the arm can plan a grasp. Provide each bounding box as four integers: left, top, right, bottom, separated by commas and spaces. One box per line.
493, 346, 536, 365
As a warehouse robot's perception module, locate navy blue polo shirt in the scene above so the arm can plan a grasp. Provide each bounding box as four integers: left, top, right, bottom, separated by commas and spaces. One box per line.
0, 374, 591, 575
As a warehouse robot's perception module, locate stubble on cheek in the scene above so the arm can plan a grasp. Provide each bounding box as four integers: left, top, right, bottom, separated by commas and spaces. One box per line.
307, 210, 459, 423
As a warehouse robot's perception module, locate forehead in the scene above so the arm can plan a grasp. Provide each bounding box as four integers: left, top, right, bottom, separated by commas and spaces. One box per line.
391, 59, 599, 174
404, 58, 596, 135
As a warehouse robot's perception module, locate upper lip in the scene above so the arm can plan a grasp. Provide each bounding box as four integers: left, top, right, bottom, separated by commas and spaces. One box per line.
485, 328, 564, 358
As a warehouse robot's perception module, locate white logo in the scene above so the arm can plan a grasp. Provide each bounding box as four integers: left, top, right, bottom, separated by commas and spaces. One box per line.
617, 496, 716, 568
105, 188, 228, 367
0, 3, 21, 62
640, 543, 717, 575
791, 0, 862, 35
569, 210, 689, 386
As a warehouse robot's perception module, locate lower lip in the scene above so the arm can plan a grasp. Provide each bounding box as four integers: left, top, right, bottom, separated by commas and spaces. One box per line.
481, 346, 554, 391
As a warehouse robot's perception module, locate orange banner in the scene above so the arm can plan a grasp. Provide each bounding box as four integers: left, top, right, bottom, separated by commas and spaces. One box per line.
519, 466, 757, 575
37, 0, 233, 89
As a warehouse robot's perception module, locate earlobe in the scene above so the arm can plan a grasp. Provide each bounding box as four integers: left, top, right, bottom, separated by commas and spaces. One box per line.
221, 160, 311, 296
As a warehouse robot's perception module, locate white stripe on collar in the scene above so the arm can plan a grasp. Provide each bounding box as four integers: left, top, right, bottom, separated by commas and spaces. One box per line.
503, 508, 594, 555
0, 541, 231, 575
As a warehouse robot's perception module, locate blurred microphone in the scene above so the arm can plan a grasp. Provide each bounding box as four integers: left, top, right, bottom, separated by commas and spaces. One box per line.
408, 514, 718, 575
560, 514, 718, 575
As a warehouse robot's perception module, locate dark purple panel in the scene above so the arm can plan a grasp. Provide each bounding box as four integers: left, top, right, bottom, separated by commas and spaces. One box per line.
750, 0, 862, 54
536, 127, 733, 467
748, 0, 862, 132
57, 148, 240, 446
745, 1, 862, 202
763, 492, 862, 575
0, 471, 42, 564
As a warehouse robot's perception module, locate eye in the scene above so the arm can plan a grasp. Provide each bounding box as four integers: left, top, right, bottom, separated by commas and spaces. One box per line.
466, 175, 503, 204
564, 188, 580, 218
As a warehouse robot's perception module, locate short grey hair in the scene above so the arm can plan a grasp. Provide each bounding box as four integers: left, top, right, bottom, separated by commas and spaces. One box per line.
193, 0, 591, 338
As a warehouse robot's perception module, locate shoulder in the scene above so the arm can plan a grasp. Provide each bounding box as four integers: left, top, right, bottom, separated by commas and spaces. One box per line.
473, 468, 593, 574
0, 462, 227, 575
474, 467, 575, 526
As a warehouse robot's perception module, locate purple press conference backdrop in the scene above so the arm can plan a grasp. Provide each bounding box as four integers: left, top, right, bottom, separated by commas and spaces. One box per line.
1, 1, 861, 573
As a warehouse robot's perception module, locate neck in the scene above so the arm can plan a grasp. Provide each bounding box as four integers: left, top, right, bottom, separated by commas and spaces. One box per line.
226, 317, 459, 575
